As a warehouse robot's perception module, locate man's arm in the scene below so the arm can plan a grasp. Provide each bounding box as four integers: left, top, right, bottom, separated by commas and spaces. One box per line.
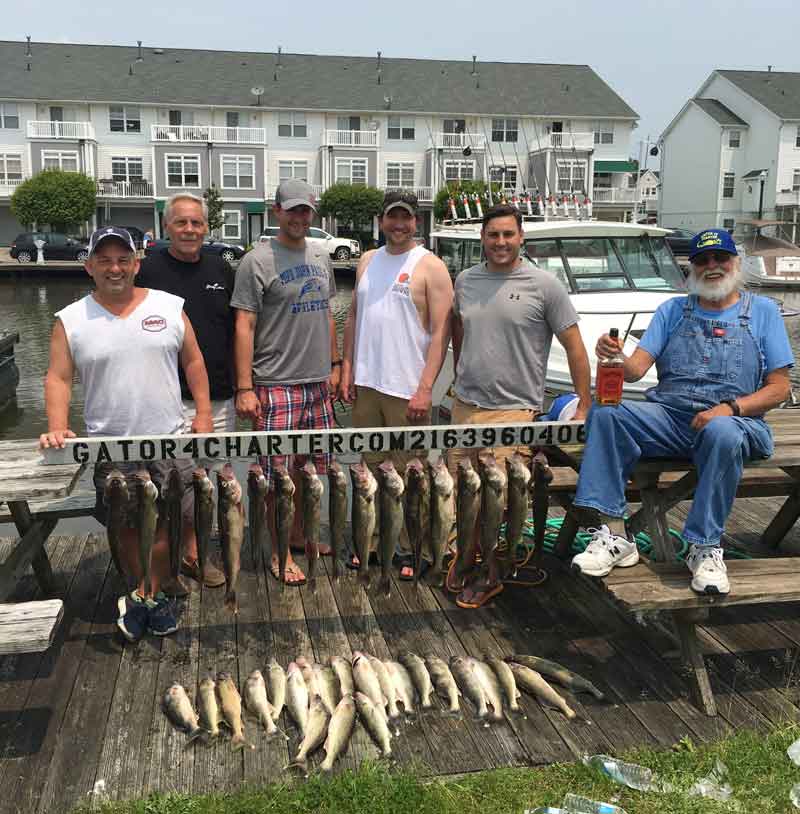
328, 310, 341, 394
407, 256, 454, 421
691, 367, 792, 430
556, 324, 592, 420
39, 319, 76, 449
180, 313, 213, 433
340, 250, 373, 403
234, 308, 261, 421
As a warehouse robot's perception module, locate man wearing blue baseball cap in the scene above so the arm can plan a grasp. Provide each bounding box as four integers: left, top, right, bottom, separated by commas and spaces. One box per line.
39, 225, 213, 640
570, 228, 794, 595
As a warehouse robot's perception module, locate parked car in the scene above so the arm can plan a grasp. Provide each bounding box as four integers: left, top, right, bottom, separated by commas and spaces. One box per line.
144, 238, 245, 263
119, 225, 145, 249
664, 227, 697, 257
10, 232, 89, 263
259, 226, 361, 261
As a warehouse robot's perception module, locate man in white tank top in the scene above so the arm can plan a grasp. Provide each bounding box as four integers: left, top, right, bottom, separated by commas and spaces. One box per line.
39, 227, 213, 642
341, 190, 453, 578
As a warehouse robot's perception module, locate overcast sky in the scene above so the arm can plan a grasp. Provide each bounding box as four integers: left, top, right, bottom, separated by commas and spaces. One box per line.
6, 0, 799, 169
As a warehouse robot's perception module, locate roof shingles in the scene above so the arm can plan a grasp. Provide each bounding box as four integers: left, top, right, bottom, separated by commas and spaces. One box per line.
718, 69, 800, 120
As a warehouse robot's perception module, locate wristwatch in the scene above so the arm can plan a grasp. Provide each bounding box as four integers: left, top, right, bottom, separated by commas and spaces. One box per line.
720, 398, 740, 416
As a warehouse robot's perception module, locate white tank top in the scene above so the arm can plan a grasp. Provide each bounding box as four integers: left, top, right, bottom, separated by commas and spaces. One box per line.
353, 245, 431, 399
57, 288, 186, 436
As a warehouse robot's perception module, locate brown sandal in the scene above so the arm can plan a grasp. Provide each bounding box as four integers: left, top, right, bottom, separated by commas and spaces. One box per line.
455, 581, 504, 609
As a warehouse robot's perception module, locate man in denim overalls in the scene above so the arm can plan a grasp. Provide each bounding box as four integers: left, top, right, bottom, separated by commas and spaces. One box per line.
571, 228, 794, 595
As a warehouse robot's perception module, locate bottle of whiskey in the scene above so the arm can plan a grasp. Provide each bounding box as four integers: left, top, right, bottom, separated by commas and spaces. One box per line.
596, 328, 625, 406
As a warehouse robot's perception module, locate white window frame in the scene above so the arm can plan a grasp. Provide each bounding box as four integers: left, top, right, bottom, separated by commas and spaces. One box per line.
728, 129, 741, 148
444, 160, 475, 182
278, 160, 308, 182
793, 169, 800, 192
111, 156, 144, 182
222, 209, 241, 240
385, 161, 415, 188
0, 103, 19, 129
593, 123, 614, 145
722, 172, 735, 199
489, 165, 518, 190
165, 153, 201, 188
556, 159, 586, 193
278, 112, 307, 138
491, 118, 518, 143
335, 158, 367, 186
109, 105, 141, 133
41, 150, 79, 172
722, 218, 735, 231
0, 153, 23, 182
387, 116, 415, 140
220, 154, 255, 190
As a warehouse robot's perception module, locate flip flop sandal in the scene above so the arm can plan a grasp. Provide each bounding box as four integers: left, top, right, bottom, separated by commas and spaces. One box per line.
344, 550, 379, 570
393, 553, 419, 582
455, 581, 504, 609
269, 559, 307, 587
445, 555, 466, 594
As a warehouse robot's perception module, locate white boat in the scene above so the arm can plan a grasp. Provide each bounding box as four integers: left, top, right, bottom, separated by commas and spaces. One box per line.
739, 234, 800, 289
429, 218, 686, 413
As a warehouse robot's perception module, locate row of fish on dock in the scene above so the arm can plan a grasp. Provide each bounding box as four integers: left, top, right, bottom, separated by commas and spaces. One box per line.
104, 449, 537, 611
163, 652, 604, 774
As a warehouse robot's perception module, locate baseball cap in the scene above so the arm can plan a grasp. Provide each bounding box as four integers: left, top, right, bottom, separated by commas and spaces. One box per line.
88, 226, 137, 256
275, 179, 317, 212
688, 228, 738, 261
382, 189, 419, 216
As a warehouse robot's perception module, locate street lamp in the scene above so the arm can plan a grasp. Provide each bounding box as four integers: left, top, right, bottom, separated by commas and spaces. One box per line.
757, 170, 768, 236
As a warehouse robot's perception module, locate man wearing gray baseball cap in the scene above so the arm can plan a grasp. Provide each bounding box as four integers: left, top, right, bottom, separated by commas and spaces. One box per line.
232, 180, 340, 586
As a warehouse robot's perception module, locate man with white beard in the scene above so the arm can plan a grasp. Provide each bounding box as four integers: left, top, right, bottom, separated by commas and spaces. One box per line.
570, 228, 793, 594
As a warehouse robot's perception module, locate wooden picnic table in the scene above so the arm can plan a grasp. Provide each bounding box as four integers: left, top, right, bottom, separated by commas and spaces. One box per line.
0, 440, 84, 602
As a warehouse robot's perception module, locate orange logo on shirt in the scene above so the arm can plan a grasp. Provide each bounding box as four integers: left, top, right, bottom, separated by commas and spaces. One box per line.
397, 273, 409, 283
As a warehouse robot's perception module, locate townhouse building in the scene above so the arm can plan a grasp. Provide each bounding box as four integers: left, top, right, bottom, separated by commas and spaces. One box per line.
660, 69, 800, 240
0, 40, 639, 245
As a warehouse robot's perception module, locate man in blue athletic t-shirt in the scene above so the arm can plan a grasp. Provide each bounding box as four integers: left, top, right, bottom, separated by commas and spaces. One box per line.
571, 228, 794, 595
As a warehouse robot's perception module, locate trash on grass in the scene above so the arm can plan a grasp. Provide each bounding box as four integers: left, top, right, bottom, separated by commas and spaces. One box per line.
687, 759, 733, 801
582, 754, 672, 793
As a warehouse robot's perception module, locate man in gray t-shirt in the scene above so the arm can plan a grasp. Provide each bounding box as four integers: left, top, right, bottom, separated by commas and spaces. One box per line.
232, 179, 341, 587
447, 204, 592, 609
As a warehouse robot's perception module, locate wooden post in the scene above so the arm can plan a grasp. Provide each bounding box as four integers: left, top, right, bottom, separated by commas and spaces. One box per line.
761, 482, 800, 549
631, 471, 675, 562
674, 607, 716, 717
3, 501, 57, 598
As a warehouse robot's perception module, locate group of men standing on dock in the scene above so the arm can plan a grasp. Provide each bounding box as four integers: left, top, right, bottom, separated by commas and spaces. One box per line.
38, 178, 794, 640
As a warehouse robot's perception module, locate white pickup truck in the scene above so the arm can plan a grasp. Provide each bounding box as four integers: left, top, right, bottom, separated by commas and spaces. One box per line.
260, 226, 361, 261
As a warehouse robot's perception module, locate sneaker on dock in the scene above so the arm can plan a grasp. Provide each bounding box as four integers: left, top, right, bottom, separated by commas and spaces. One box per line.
686, 544, 730, 595
116, 591, 149, 642
147, 593, 179, 636
571, 525, 639, 577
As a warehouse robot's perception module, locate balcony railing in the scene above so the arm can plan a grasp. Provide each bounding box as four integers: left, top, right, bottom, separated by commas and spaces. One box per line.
96, 179, 154, 198
527, 132, 595, 151
324, 129, 379, 147
27, 121, 95, 140
151, 125, 267, 144
383, 185, 433, 202
592, 187, 638, 203
0, 177, 26, 195
433, 132, 487, 150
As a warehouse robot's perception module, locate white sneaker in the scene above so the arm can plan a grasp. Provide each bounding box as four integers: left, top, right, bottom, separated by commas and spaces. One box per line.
571, 525, 639, 577
686, 545, 730, 595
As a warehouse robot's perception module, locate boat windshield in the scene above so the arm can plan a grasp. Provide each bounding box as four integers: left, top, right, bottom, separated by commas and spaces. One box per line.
525, 235, 684, 293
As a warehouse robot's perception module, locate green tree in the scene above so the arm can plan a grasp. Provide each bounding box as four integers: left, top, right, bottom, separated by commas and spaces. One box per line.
432, 180, 504, 222
11, 169, 96, 232
203, 184, 224, 235
319, 184, 383, 231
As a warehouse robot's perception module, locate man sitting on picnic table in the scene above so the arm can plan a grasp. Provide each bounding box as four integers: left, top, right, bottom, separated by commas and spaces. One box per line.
571, 228, 794, 595
38, 226, 213, 640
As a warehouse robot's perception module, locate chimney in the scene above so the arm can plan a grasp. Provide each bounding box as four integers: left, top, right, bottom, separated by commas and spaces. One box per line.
136, 40, 143, 62
25, 36, 32, 58
768, 65, 772, 72
471, 55, 477, 76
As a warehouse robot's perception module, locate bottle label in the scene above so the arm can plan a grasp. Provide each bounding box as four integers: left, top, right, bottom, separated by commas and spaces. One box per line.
596, 365, 624, 405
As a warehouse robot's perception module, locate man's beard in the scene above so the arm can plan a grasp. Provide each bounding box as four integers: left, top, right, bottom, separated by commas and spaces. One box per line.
687, 264, 742, 302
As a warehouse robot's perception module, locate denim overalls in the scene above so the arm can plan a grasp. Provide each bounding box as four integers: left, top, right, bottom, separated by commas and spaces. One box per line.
574, 292, 774, 547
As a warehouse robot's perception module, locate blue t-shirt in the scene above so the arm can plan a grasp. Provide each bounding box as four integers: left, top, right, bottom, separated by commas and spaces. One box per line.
640, 295, 794, 374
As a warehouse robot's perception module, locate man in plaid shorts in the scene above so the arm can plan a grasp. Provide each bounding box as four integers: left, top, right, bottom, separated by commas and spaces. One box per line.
232, 179, 341, 585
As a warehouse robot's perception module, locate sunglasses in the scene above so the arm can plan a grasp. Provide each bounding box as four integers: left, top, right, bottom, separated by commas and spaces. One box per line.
692, 250, 734, 267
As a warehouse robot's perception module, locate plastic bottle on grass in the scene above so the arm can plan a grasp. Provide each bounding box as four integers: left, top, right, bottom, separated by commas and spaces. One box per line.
562, 793, 628, 814
787, 737, 800, 766
790, 782, 800, 809
687, 760, 732, 801
582, 754, 670, 793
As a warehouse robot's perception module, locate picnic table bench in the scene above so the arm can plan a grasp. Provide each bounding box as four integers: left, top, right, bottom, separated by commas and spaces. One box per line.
539, 408, 800, 716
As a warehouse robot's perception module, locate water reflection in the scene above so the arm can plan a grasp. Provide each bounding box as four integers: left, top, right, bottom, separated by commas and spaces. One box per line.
0, 278, 798, 440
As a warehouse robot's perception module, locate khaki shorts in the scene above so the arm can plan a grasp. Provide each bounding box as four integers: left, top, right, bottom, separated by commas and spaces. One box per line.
352, 385, 431, 473
446, 397, 535, 479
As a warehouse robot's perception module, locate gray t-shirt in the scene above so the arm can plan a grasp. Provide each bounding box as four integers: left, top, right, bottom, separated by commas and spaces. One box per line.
231, 238, 336, 386
453, 259, 578, 410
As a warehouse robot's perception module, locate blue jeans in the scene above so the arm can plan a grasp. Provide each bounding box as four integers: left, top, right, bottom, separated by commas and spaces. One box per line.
573, 401, 773, 547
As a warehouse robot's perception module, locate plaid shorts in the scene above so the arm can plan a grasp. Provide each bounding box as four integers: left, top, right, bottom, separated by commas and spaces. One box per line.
255, 381, 333, 489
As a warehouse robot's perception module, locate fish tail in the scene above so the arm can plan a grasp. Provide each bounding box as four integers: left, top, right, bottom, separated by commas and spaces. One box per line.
358, 570, 370, 588
231, 733, 253, 751
185, 727, 205, 747
286, 757, 308, 772
224, 590, 238, 613
308, 576, 317, 594
379, 575, 391, 597
331, 556, 340, 581
590, 687, 605, 700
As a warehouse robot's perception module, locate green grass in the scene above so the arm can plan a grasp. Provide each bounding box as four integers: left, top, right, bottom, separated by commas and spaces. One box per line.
78, 724, 800, 814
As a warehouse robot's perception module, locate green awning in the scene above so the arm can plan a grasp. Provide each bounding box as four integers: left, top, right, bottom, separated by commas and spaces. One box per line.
246, 201, 266, 214
594, 160, 638, 173
155, 199, 165, 213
